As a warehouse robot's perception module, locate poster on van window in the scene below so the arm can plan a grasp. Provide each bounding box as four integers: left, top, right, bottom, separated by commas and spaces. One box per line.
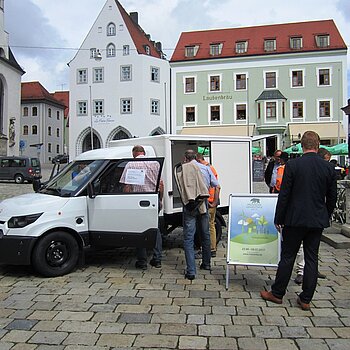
227, 194, 280, 267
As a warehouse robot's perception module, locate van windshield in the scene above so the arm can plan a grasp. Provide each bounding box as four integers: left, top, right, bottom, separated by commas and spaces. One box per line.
39, 160, 104, 197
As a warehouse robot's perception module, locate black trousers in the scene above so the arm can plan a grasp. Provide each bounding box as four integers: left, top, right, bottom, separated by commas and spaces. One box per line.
271, 226, 323, 303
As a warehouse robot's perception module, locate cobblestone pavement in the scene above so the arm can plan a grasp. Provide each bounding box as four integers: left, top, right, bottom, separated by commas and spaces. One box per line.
0, 172, 349, 349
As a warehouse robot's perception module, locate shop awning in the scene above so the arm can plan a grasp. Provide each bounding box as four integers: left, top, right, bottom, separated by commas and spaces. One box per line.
288, 122, 345, 139
180, 125, 255, 136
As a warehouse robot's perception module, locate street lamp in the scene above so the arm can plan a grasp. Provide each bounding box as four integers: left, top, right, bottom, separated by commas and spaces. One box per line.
89, 49, 103, 150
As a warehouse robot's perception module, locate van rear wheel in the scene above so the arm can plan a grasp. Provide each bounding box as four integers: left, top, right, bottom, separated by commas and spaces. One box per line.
32, 231, 79, 277
14, 174, 24, 184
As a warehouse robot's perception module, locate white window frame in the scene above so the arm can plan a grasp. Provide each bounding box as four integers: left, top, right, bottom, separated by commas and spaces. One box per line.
290, 68, 305, 88
93, 67, 104, 83
290, 100, 306, 121
264, 70, 278, 89
107, 22, 116, 36
120, 98, 132, 114
93, 99, 104, 115
77, 69, 88, 84
208, 103, 222, 124
183, 76, 196, 94
290, 37, 303, 49
317, 98, 333, 120
235, 41, 248, 54
123, 45, 130, 55
77, 101, 88, 116
264, 39, 276, 52
107, 43, 116, 57
208, 74, 222, 93
316, 34, 330, 48
90, 48, 97, 59
150, 99, 160, 115
317, 67, 332, 87
185, 45, 199, 57
264, 100, 278, 123
151, 66, 160, 83
234, 102, 247, 123
209, 43, 223, 56
183, 105, 197, 125
120, 65, 132, 81
234, 72, 248, 91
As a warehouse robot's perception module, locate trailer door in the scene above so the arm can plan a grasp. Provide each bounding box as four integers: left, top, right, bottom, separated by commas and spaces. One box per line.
210, 141, 252, 207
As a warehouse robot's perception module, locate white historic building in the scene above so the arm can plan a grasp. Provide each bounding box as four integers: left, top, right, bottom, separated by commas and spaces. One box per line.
68, 0, 170, 157
0, 0, 24, 156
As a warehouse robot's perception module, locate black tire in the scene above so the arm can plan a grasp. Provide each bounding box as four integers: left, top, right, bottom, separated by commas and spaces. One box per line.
14, 174, 24, 184
215, 219, 223, 245
32, 231, 79, 277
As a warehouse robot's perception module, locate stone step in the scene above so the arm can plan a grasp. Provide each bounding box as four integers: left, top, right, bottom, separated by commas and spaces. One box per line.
321, 232, 350, 249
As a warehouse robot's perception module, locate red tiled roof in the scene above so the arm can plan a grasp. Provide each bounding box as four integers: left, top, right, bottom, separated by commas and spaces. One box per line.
52, 91, 69, 118
115, 0, 162, 58
21, 82, 66, 108
171, 19, 347, 62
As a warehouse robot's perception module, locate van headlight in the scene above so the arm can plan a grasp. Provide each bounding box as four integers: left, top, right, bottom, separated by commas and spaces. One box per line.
8, 213, 43, 228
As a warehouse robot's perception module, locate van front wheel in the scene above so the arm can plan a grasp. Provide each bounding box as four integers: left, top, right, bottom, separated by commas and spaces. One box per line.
32, 231, 79, 277
14, 174, 24, 184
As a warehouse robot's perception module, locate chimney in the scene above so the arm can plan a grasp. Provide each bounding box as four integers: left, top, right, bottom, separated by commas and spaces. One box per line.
155, 42, 162, 52
130, 12, 138, 25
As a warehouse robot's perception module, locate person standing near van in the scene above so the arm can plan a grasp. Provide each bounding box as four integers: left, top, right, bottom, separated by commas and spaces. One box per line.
120, 145, 163, 270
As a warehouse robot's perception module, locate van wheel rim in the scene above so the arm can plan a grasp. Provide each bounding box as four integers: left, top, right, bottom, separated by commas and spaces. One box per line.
46, 241, 68, 266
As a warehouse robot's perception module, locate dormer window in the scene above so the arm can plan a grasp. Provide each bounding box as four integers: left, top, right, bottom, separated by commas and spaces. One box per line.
290, 37, 302, 49
107, 22, 116, 36
210, 43, 223, 56
236, 41, 248, 54
185, 45, 199, 58
264, 39, 276, 52
144, 45, 151, 55
316, 34, 330, 48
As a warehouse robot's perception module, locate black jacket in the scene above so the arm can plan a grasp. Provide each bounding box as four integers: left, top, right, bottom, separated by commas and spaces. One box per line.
264, 160, 275, 187
274, 152, 337, 228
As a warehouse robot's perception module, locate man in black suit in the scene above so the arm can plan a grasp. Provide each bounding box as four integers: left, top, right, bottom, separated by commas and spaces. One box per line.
260, 131, 337, 311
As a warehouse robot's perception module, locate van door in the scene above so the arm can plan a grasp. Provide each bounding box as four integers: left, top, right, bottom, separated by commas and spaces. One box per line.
87, 158, 164, 249
0, 159, 10, 180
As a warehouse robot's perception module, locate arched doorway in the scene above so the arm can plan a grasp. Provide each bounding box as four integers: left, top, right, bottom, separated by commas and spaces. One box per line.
82, 131, 101, 153
150, 127, 165, 136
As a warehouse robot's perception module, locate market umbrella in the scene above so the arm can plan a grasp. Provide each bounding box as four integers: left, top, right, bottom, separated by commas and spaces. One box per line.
283, 143, 333, 155
328, 143, 348, 155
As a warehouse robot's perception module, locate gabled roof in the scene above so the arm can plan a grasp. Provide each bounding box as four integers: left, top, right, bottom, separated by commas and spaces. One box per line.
0, 48, 25, 75
21, 82, 66, 108
171, 19, 347, 62
115, 0, 162, 59
256, 90, 287, 101
52, 91, 69, 118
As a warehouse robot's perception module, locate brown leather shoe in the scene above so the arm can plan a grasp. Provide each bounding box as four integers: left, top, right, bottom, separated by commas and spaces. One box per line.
260, 290, 282, 304
297, 297, 310, 311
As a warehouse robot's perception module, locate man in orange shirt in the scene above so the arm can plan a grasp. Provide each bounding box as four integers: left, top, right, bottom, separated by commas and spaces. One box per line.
196, 153, 221, 257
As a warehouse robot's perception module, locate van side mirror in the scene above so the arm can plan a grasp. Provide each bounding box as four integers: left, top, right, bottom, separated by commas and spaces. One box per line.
87, 180, 101, 199
32, 178, 42, 192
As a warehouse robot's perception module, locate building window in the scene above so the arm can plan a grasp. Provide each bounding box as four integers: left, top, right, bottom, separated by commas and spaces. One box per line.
121, 65, 132, 81
316, 34, 330, 48
93, 67, 104, 83
57, 111, 60, 120
209, 75, 221, 92
32, 107, 38, 116
318, 68, 330, 86
235, 73, 247, 90
151, 99, 160, 115
56, 128, 60, 137
77, 101, 88, 115
291, 70, 303, 87
48, 126, 52, 136
235, 41, 248, 54
292, 101, 304, 118
264, 39, 276, 52
23, 125, 28, 135
210, 43, 223, 56
48, 108, 52, 118
90, 48, 97, 59
185, 45, 199, 57
266, 102, 276, 120
23, 107, 28, 116
77, 69, 88, 84
56, 144, 60, 153
319, 100, 331, 118
210, 105, 221, 122
290, 37, 302, 49
123, 45, 130, 55
265, 72, 277, 89
121, 98, 132, 114
107, 22, 116, 36
151, 67, 160, 82
48, 143, 52, 153
185, 77, 195, 93
32, 125, 37, 135
94, 100, 104, 115
236, 104, 247, 121
144, 45, 150, 55
185, 106, 196, 122
107, 43, 116, 57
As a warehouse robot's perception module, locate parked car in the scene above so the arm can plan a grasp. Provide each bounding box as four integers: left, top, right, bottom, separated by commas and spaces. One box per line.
0, 156, 41, 184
